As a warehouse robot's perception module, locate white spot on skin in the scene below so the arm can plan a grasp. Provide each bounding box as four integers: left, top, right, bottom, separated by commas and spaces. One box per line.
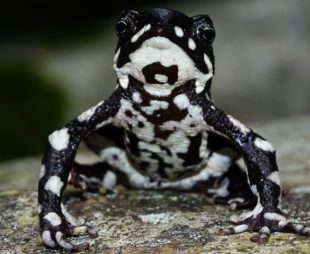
39, 165, 46, 179
55, 231, 73, 250
77, 101, 103, 122
278, 220, 287, 228
228, 198, 245, 205
48, 128, 70, 151
173, 94, 190, 110
131, 24, 151, 43
138, 213, 174, 224
233, 224, 249, 233
188, 38, 196, 50
114, 37, 213, 97
195, 80, 205, 94
227, 115, 249, 135
42, 230, 56, 248
199, 132, 208, 158
87, 176, 103, 186
251, 184, 259, 197
102, 170, 117, 190
254, 137, 275, 152
44, 176, 64, 196
44, 212, 62, 227
204, 53, 213, 72
207, 149, 235, 177
154, 74, 168, 83
268, 171, 281, 186
174, 26, 184, 37
67, 172, 72, 182
95, 117, 112, 129
264, 212, 286, 222
132, 92, 142, 103
260, 226, 271, 235
143, 84, 174, 96
119, 75, 129, 89
194, 54, 214, 93
38, 204, 42, 214
141, 100, 169, 115
166, 131, 190, 154
194, 74, 213, 94
139, 142, 161, 154
72, 226, 88, 235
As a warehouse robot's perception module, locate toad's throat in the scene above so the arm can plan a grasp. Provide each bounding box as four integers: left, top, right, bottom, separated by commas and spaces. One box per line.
142, 62, 178, 85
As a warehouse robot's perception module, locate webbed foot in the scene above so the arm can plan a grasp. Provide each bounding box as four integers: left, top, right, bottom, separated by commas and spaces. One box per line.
40, 204, 98, 251
221, 206, 310, 243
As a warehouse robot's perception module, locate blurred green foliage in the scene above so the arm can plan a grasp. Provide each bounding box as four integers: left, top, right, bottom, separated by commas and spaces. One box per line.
0, 61, 68, 161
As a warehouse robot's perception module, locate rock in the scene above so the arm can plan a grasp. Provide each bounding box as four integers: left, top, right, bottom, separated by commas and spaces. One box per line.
0, 115, 310, 253
0, 190, 310, 253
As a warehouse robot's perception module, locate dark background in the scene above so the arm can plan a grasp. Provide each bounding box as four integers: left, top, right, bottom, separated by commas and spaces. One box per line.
1, 0, 309, 162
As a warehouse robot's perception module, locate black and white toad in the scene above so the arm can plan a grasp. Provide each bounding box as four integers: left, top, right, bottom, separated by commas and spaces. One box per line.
38, 8, 310, 251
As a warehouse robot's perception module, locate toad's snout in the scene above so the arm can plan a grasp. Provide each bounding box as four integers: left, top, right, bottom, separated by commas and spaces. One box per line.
145, 36, 172, 49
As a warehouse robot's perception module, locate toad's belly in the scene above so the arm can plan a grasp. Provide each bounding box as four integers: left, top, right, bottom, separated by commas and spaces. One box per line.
124, 129, 209, 180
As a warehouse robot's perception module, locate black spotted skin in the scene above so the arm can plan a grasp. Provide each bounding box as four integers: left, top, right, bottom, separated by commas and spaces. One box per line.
38, 8, 310, 250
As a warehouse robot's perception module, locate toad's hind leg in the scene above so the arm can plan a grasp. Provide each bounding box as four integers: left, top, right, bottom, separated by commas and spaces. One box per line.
70, 152, 155, 192
69, 161, 130, 192
206, 163, 257, 210
204, 132, 256, 210
69, 124, 157, 191
68, 124, 131, 192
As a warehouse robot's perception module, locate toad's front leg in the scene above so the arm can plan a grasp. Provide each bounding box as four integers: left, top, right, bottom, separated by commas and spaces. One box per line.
194, 95, 310, 243
38, 91, 121, 251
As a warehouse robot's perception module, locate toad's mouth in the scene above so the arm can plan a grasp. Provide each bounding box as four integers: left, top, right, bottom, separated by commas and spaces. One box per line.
142, 62, 178, 85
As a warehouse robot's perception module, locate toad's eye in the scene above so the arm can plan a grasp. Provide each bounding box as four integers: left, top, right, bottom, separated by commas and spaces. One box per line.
115, 9, 140, 37
191, 14, 216, 44
115, 20, 129, 35
197, 24, 216, 43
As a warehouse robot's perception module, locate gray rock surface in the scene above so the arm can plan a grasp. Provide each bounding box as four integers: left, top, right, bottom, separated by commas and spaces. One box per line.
0, 115, 310, 253
1, 190, 309, 254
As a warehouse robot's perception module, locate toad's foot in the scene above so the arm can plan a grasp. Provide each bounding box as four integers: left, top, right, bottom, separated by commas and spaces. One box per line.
40, 205, 98, 251
221, 206, 310, 244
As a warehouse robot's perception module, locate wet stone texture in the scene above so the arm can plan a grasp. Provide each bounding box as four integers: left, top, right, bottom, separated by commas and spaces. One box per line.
0, 115, 310, 253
